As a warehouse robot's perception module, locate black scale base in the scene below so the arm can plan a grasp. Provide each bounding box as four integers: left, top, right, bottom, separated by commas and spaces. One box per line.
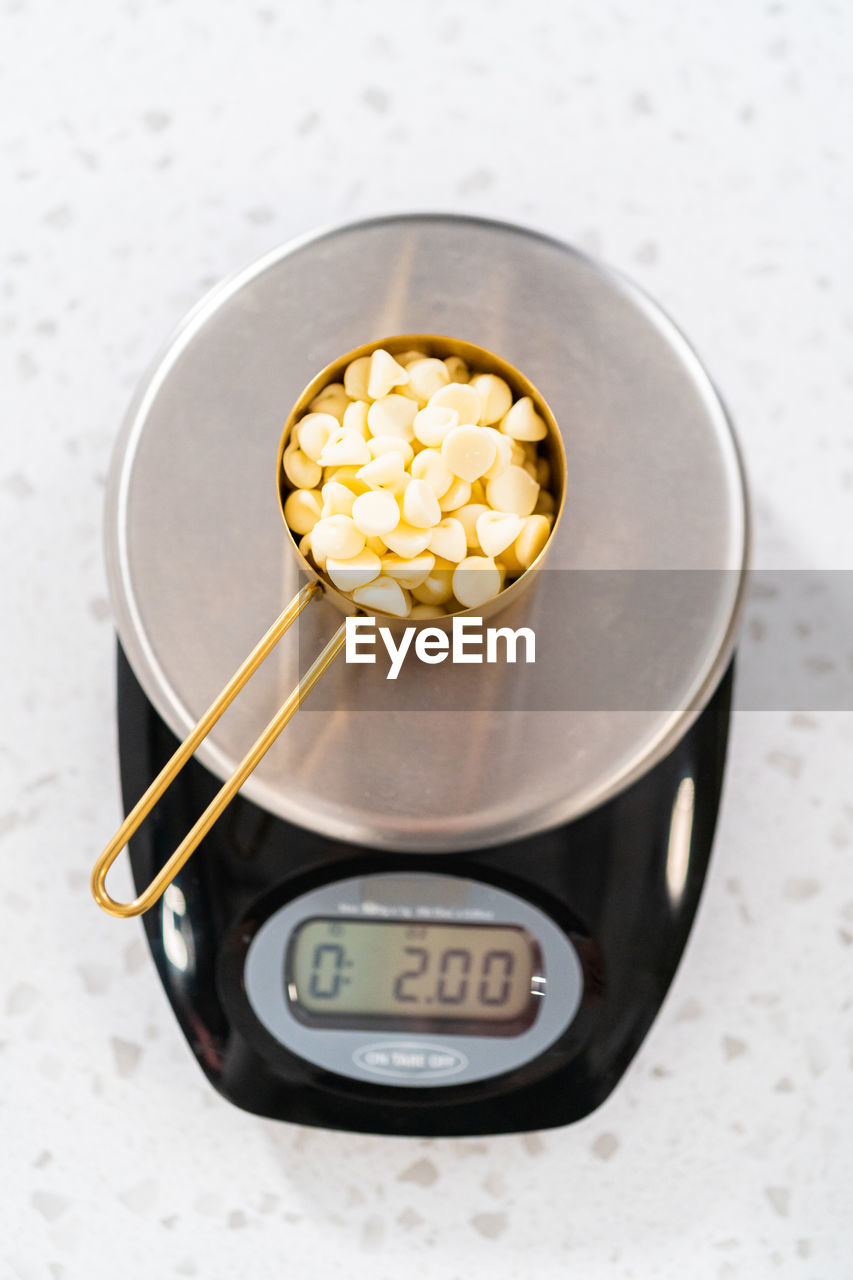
119, 644, 734, 1137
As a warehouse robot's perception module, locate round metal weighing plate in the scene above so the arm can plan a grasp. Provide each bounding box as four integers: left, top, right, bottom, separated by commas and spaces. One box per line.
105, 214, 749, 853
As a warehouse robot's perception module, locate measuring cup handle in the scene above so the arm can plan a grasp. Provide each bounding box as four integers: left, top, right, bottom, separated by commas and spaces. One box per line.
91, 581, 347, 919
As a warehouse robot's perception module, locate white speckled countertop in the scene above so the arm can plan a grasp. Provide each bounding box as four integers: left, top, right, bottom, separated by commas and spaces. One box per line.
2, 2, 852, 1278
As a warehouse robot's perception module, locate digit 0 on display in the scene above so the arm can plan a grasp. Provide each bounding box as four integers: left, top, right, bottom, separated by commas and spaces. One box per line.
286, 919, 544, 1037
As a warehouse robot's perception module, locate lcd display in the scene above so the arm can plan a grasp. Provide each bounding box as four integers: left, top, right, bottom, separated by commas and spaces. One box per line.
286, 918, 542, 1035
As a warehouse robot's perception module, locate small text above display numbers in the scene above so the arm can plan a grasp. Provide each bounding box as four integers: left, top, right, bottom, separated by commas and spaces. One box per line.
287, 918, 540, 1030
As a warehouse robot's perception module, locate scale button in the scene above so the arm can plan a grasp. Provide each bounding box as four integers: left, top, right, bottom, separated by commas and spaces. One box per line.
353, 1041, 468, 1080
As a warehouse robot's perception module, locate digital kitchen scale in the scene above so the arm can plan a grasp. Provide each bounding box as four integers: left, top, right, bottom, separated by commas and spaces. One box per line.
104, 214, 749, 1136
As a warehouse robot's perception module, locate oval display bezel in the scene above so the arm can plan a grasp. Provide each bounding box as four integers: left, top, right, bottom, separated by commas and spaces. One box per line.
243, 871, 584, 1089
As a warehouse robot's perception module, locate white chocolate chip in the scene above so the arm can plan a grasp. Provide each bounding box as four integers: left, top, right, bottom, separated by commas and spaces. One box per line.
352, 575, 411, 618
356, 452, 406, 489
470, 373, 513, 425
395, 349, 428, 368
482, 427, 513, 479
455, 503, 490, 549
297, 412, 339, 462
441, 425, 497, 482
428, 382, 482, 425
342, 400, 370, 438
321, 480, 356, 518
411, 567, 454, 606
283, 488, 323, 535
410, 603, 446, 619
380, 553, 436, 589
475, 510, 524, 558
534, 489, 556, 515
403, 478, 441, 529
381, 521, 433, 558
309, 382, 349, 423
500, 395, 547, 441
428, 517, 467, 563
413, 404, 459, 448
452, 556, 504, 608
324, 465, 369, 495
367, 394, 417, 440
438, 476, 472, 512
497, 538, 522, 575
343, 355, 372, 400
386, 468, 412, 497
351, 489, 401, 536
410, 447, 452, 498
283, 445, 322, 490
486, 464, 540, 516
443, 355, 469, 383
537, 456, 551, 488
310, 514, 366, 562
317, 427, 371, 467
368, 349, 409, 400
367, 434, 414, 467
325, 548, 382, 591
513, 514, 551, 568
405, 357, 451, 403
394, 384, 424, 406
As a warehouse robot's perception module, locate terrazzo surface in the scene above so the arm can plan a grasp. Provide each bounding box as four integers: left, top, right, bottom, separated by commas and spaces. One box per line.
1, 2, 852, 1277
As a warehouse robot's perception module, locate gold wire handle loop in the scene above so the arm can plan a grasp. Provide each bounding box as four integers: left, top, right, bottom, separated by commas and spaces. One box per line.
91, 581, 347, 919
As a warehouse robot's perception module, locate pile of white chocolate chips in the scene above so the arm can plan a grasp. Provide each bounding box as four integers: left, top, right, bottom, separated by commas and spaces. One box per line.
281, 347, 556, 618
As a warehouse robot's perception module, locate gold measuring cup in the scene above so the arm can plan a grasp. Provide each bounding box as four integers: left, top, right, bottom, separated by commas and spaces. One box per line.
91, 335, 566, 918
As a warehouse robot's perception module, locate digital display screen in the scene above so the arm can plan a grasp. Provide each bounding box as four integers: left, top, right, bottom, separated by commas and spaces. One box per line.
286, 918, 542, 1037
